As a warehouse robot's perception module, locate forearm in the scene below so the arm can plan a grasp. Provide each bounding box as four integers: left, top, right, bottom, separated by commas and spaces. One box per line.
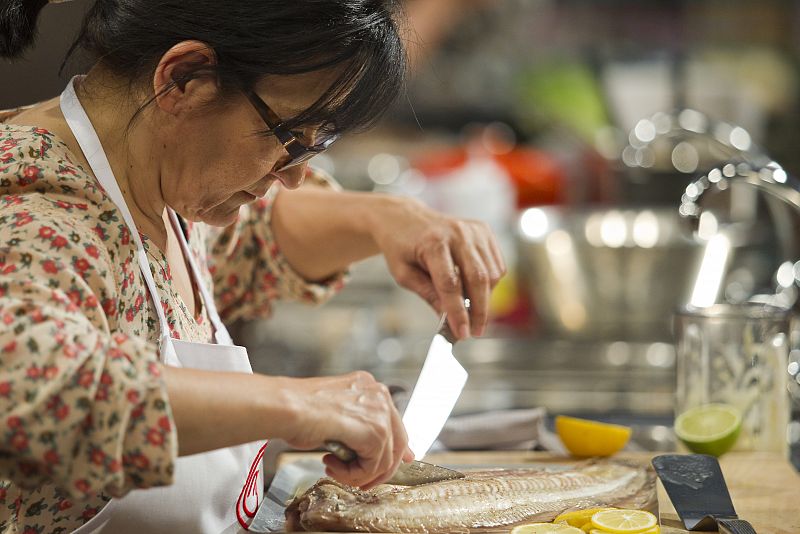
164, 367, 297, 456
271, 185, 401, 281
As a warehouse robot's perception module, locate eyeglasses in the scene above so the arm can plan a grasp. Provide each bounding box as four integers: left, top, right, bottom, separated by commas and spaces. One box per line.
246, 90, 338, 172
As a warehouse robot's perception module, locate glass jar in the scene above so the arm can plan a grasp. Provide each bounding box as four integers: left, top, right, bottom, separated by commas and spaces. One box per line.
674, 304, 791, 454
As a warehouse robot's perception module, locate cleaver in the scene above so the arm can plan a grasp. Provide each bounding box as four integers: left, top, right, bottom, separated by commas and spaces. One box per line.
324, 306, 470, 485
652, 454, 756, 534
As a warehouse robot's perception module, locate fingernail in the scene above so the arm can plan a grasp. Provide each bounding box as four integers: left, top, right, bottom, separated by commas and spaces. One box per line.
459, 325, 470, 339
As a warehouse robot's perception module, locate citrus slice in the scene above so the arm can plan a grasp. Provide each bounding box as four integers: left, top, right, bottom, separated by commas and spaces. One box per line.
554, 508, 615, 528
510, 523, 584, 534
674, 403, 741, 457
590, 509, 657, 533
555, 416, 631, 457
590, 528, 659, 534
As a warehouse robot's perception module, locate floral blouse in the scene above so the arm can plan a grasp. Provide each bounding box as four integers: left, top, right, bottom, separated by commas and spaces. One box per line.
0, 116, 344, 533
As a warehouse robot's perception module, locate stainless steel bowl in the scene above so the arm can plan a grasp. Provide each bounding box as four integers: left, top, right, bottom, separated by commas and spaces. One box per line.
516, 206, 704, 340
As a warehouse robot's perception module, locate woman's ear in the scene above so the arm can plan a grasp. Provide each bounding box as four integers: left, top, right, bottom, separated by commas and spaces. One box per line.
152, 40, 219, 116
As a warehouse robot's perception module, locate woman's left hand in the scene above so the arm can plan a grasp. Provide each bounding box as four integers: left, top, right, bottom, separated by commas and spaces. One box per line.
370, 196, 506, 339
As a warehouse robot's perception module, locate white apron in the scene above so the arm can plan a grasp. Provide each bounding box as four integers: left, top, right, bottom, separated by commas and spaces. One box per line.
61, 77, 266, 534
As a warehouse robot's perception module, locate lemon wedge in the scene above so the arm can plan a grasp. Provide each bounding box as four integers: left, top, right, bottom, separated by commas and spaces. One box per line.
590, 509, 657, 533
555, 416, 631, 457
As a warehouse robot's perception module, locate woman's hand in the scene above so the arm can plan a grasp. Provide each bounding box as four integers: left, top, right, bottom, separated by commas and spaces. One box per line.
281, 371, 413, 489
370, 196, 506, 339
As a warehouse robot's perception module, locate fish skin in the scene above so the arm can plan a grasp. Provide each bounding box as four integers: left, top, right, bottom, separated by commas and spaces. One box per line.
285, 460, 656, 533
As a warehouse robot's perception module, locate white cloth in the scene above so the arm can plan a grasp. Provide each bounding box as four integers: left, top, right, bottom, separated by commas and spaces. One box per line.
61, 76, 266, 534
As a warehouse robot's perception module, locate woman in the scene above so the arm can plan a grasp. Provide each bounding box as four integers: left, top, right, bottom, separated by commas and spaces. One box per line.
0, 0, 505, 532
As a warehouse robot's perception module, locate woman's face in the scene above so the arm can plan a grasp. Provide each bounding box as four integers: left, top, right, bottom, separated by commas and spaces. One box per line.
159, 71, 335, 226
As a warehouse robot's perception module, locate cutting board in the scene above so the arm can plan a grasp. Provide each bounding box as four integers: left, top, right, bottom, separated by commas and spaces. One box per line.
275, 450, 800, 534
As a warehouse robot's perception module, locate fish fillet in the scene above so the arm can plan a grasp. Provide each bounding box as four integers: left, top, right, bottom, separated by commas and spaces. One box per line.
285, 460, 656, 533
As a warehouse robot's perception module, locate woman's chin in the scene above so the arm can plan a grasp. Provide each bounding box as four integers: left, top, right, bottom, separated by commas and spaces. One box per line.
198, 203, 243, 227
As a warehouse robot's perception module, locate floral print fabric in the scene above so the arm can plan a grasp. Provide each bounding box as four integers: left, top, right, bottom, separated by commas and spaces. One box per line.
0, 118, 342, 533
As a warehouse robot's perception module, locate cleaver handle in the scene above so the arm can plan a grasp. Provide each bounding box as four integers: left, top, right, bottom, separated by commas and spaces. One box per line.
324, 440, 357, 463
717, 518, 757, 534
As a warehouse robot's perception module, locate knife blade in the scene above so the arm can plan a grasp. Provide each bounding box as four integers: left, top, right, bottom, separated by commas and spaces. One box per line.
402, 308, 469, 460
324, 440, 464, 486
652, 454, 757, 533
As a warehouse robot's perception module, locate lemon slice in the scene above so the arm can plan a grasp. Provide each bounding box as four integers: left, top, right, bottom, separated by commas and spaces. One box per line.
590, 528, 660, 534
510, 523, 584, 534
674, 403, 741, 457
554, 508, 615, 528
590, 509, 657, 533
555, 416, 631, 457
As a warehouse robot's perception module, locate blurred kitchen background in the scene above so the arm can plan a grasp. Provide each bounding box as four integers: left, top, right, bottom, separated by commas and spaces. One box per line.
4, 0, 800, 467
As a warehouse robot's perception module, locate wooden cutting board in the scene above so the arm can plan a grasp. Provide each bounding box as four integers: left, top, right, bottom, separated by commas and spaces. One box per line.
276, 450, 800, 534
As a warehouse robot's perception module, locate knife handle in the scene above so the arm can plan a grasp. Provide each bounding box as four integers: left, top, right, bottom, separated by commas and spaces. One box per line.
717, 518, 757, 534
324, 440, 357, 463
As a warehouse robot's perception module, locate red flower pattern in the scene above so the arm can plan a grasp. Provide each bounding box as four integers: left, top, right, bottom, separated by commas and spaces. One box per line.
0, 123, 342, 532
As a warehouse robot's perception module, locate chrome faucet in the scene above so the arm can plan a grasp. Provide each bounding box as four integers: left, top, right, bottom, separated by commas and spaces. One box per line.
679, 160, 800, 310
680, 161, 798, 218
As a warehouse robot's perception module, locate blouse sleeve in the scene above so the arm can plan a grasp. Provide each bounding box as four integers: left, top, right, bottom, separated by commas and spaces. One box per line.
0, 197, 176, 499
204, 167, 347, 323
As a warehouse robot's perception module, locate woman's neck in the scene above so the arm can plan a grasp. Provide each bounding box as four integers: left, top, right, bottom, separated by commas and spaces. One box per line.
77, 69, 169, 250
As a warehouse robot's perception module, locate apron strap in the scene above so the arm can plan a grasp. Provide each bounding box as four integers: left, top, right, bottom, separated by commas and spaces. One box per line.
60, 76, 175, 359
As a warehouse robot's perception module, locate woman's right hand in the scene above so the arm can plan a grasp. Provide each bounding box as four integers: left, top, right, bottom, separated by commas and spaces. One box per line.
282, 371, 414, 489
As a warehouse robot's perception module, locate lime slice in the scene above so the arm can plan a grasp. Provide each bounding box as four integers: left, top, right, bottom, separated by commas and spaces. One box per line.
674, 403, 741, 457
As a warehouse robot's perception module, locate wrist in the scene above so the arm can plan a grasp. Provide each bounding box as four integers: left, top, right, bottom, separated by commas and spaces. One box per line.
252, 374, 301, 442
362, 193, 410, 247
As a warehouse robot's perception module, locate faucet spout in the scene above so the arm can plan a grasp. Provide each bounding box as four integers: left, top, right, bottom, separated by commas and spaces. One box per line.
680, 161, 800, 218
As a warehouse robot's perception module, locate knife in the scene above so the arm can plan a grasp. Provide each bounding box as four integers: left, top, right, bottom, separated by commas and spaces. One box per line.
324, 305, 470, 485
402, 306, 469, 460
652, 454, 757, 533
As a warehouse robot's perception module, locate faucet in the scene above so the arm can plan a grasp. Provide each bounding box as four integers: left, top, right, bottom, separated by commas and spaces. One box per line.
680, 161, 798, 217
679, 160, 800, 310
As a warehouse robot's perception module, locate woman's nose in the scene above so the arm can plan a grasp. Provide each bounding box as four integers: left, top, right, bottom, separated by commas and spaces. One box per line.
272, 163, 307, 190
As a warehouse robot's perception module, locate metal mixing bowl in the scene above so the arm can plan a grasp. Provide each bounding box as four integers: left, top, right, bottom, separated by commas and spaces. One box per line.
516, 206, 704, 340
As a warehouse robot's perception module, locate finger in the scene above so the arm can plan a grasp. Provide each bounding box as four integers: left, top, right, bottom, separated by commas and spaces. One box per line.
393, 264, 441, 313
487, 232, 507, 279
421, 243, 469, 339
403, 447, 415, 462
383, 401, 409, 483
366, 387, 401, 489
452, 246, 491, 337
322, 453, 363, 486
323, 448, 382, 489
476, 236, 502, 288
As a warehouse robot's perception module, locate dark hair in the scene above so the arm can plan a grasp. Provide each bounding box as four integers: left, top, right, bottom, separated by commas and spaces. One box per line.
0, 0, 407, 135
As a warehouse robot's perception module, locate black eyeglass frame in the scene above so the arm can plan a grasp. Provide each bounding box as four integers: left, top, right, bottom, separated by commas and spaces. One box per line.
245, 90, 338, 171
